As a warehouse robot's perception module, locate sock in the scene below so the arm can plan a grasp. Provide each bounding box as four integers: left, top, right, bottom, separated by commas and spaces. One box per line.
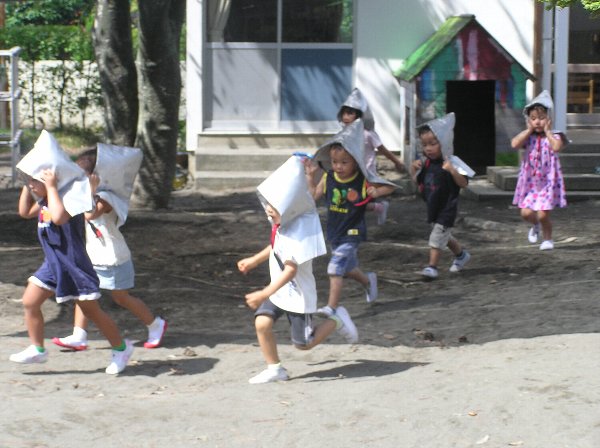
73, 326, 88, 340
267, 362, 281, 370
456, 251, 465, 259
35, 346, 45, 353
147, 316, 161, 329
113, 341, 126, 351
328, 314, 343, 330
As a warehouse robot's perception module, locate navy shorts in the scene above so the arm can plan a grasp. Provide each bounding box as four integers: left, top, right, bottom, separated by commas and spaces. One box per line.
255, 298, 314, 347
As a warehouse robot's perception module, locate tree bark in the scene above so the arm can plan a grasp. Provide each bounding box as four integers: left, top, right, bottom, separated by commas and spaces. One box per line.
92, 0, 138, 146
133, 0, 185, 208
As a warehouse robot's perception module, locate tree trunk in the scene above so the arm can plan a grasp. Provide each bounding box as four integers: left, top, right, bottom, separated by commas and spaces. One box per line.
92, 0, 138, 146
133, 0, 185, 208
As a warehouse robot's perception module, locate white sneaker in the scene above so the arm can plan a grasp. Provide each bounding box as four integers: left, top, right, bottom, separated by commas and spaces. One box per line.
365, 272, 378, 303
540, 240, 554, 251
105, 340, 134, 375
144, 317, 167, 349
449, 250, 471, 273
316, 305, 336, 317
376, 200, 390, 226
52, 334, 88, 351
421, 266, 439, 279
9, 345, 48, 364
334, 306, 358, 343
528, 224, 540, 243
248, 366, 289, 384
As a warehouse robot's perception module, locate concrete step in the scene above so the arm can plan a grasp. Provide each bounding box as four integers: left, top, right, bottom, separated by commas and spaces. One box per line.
559, 153, 600, 173
193, 148, 293, 172
487, 166, 600, 191
197, 132, 333, 149
463, 178, 600, 201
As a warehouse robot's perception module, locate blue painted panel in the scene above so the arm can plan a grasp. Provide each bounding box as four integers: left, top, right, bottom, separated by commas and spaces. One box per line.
281, 49, 352, 121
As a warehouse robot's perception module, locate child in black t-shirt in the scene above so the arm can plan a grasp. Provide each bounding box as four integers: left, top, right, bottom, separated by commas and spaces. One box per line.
410, 113, 471, 279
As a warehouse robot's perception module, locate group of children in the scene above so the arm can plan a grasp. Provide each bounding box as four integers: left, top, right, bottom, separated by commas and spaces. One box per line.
9, 131, 166, 375
9, 88, 566, 383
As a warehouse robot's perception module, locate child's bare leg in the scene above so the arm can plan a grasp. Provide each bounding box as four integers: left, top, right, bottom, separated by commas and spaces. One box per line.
520, 208, 538, 225
255, 315, 279, 364
447, 237, 463, 256
22, 282, 53, 347
73, 303, 89, 329
537, 210, 552, 240
297, 319, 337, 350
111, 290, 154, 326
428, 247, 442, 267
327, 275, 344, 309
346, 267, 368, 288
76, 300, 123, 347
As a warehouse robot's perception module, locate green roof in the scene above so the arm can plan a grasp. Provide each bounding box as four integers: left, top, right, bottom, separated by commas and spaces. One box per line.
394, 15, 474, 81
394, 15, 534, 82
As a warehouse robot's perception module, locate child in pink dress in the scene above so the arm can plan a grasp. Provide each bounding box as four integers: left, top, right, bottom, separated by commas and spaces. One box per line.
511, 90, 567, 251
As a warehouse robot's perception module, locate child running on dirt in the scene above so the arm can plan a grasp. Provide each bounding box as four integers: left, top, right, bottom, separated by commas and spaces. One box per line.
53, 145, 167, 351
338, 88, 404, 225
10, 131, 134, 374
305, 119, 397, 316
410, 113, 471, 279
511, 90, 567, 251
237, 155, 357, 384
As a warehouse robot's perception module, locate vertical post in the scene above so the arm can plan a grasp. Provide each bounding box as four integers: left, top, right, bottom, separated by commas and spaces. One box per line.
553, 7, 569, 131
542, 8, 553, 92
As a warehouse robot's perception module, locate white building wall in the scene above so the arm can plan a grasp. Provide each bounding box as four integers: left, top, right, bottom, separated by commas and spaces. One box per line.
354, 0, 536, 154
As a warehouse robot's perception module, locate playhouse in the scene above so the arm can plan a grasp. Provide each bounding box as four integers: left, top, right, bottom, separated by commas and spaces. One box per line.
395, 15, 535, 173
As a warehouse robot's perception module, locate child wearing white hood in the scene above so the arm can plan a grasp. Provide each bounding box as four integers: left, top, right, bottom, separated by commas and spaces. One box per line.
410, 113, 471, 279
238, 156, 357, 384
511, 90, 567, 251
338, 88, 404, 225
10, 131, 134, 374
52, 145, 167, 351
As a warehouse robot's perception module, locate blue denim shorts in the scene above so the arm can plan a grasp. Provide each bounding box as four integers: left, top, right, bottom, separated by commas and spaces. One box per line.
94, 259, 135, 290
327, 242, 359, 276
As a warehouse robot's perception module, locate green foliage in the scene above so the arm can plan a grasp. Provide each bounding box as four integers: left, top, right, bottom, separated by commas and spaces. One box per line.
0, 25, 94, 61
496, 152, 519, 167
6, 0, 95, 26
15, 126, 101, 154
537, 0, 600, 14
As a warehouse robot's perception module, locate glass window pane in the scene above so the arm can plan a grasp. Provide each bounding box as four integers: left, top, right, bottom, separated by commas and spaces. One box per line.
207, 0, 277, 43
282, 0, 353, 43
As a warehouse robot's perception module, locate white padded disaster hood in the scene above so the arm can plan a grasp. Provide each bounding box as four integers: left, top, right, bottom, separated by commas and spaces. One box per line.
337, 88, 375, 131
417, 112, 456, 158
256, 155, 326, 265
523, 90, 569, 145
313, 119, 398, 188
94, 143, 143, 228
16, 130, 93, 216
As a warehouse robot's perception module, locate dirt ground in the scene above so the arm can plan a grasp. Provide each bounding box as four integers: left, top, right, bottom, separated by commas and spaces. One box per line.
1, 181, 600, 447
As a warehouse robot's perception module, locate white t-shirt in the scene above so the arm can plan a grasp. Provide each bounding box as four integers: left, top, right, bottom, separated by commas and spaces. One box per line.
85, 209, 131, 267
268, 231, 318, 314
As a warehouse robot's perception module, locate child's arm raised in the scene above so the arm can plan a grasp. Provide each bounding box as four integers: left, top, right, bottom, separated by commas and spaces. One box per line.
18, 186, 40, 219
511, 121, 534, 149
244, 261, 298, 310
84, 174, 113, 220
377, 143, 405, 173
41, 169, 70, 225
238, 245, 271, 275
544, 118, 564, 152
442, 159, 468, 188
304, 158, 324, 201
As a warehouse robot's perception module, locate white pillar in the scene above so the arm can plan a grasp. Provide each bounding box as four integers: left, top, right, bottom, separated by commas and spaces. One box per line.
542, 8, 553, 92
553, 7, 569, 130
186, 0, 205, 156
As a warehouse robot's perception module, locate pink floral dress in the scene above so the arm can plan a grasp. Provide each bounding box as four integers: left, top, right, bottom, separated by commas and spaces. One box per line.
512, 133, 567, 210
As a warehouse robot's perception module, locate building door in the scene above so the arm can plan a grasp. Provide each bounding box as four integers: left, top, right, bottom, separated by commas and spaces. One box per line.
446, 80, 495, 174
